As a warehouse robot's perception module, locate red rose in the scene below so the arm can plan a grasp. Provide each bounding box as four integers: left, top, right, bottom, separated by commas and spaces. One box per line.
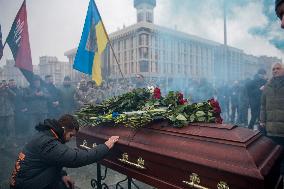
208, 99, 218, 107
153, 87, 161, 99
208, 99, 221, 113
177, 92, 183, 100
213, 107, 221, 114
179, 98, 188, 105
215, 116, 223, 124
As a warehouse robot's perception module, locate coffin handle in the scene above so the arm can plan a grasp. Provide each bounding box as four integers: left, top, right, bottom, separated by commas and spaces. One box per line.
79, 140, 97, 150
118, 153, 146, 170
217, 181, 229, 189
182, 173, 209, 189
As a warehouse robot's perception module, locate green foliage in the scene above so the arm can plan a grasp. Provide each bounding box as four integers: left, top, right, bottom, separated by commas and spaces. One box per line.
76, 88, 217, 128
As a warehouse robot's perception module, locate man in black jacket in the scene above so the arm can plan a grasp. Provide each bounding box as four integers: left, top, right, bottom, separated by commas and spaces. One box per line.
44, 75, 61, 119
10, 114, 119, 189
247, 69, 267, 129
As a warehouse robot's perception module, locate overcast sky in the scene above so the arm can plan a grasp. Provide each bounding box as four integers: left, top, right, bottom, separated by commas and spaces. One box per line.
0, 0, 284, 67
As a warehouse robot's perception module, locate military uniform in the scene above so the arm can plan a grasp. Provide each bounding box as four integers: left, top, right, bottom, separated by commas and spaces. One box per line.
0, 86, 16, 147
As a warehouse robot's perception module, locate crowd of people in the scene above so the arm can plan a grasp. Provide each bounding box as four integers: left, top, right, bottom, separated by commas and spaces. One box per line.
0, 65, 281, 147
0, 75, 75, 149
1, 1, 284, 188
2, 62, 284, 188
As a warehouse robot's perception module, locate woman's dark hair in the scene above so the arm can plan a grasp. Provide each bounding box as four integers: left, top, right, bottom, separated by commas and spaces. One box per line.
58, 114, 79, 131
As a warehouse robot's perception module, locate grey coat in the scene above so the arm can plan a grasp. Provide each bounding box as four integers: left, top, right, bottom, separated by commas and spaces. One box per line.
260, 76, 284, 137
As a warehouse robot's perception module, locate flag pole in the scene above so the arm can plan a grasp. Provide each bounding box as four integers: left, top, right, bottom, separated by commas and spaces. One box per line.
94, 0, 128, 84
3, 41, 7, 49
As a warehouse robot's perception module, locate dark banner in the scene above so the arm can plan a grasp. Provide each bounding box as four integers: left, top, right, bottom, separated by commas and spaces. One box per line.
6, 0, 33, 72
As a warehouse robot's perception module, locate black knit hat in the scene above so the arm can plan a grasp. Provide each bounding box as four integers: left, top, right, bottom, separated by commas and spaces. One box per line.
276, 0, 284, 11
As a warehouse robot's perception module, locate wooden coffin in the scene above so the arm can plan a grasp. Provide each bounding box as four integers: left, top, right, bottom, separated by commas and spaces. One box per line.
76, 122, 282, 189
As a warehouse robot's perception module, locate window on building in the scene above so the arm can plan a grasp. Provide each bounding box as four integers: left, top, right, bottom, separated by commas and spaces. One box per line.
131, 37, 134, 48
139, 34, 143, 46
178, 52, 181, 63
154, 36, 158, 48
118, 41, 120, 51
139, 60, 149, 72
184, 65, 188, 74
131, 62, 134, 73
124, 40, 127, 49
124, 63, 127, 74
163, 65, 166, 73
146, 34, 149, 46
138, 12, 144, 22
155, 50, 158, 60
178, 64, 181, 73
146, 11, 152, 23
131, 50, 134, 60
139, 47, 149, 59
155, 62, 158, 73
124, 51, 127, 61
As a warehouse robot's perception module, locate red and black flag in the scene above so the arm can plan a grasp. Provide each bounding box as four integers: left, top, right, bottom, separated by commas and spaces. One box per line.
6, 0, 33, 83
0, 24, 3, 60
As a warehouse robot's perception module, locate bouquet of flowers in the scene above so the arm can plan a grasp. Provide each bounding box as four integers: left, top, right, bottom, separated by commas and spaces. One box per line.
76, 87, 222, 128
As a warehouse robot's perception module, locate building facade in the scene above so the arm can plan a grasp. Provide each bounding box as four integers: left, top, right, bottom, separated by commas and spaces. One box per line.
65, 0, 282, 85
0, 59, 29, 86
64, 49, 87, 83
38, 56, 70, 85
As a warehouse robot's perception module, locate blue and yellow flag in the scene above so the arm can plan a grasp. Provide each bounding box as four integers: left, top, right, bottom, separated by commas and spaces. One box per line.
73, 0, 108, 86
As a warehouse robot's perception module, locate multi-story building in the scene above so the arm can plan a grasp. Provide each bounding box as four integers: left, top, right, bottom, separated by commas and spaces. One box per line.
64, 49, 86, 83
0, 59, 29, 86
65, 0, 282, 85
0, 56, 82, 87
38, 56, 70, 85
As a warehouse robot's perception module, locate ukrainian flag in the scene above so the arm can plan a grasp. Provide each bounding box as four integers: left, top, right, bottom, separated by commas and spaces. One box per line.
73, 0, 108, 86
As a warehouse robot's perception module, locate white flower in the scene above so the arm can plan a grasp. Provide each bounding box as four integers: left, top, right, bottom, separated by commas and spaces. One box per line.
147, 86, 155, 93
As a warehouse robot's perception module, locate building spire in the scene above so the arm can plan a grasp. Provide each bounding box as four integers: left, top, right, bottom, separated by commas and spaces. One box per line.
134, 0, 156, 23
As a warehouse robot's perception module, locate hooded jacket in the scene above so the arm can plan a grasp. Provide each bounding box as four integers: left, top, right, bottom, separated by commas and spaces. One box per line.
10, 119, 109, 189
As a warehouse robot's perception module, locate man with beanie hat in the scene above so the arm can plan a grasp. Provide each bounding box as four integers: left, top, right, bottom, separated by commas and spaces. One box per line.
276, 0, 284, 28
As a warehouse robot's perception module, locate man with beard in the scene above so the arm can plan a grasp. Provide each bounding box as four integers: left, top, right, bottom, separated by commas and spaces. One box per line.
24, 75, 49, 134
10, 114, 119, 189
59, 76, 76, 114
0, 80, 16, 149
45, 75, 61, 119
260, 63, 284, 175
8, 79, 28, 136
